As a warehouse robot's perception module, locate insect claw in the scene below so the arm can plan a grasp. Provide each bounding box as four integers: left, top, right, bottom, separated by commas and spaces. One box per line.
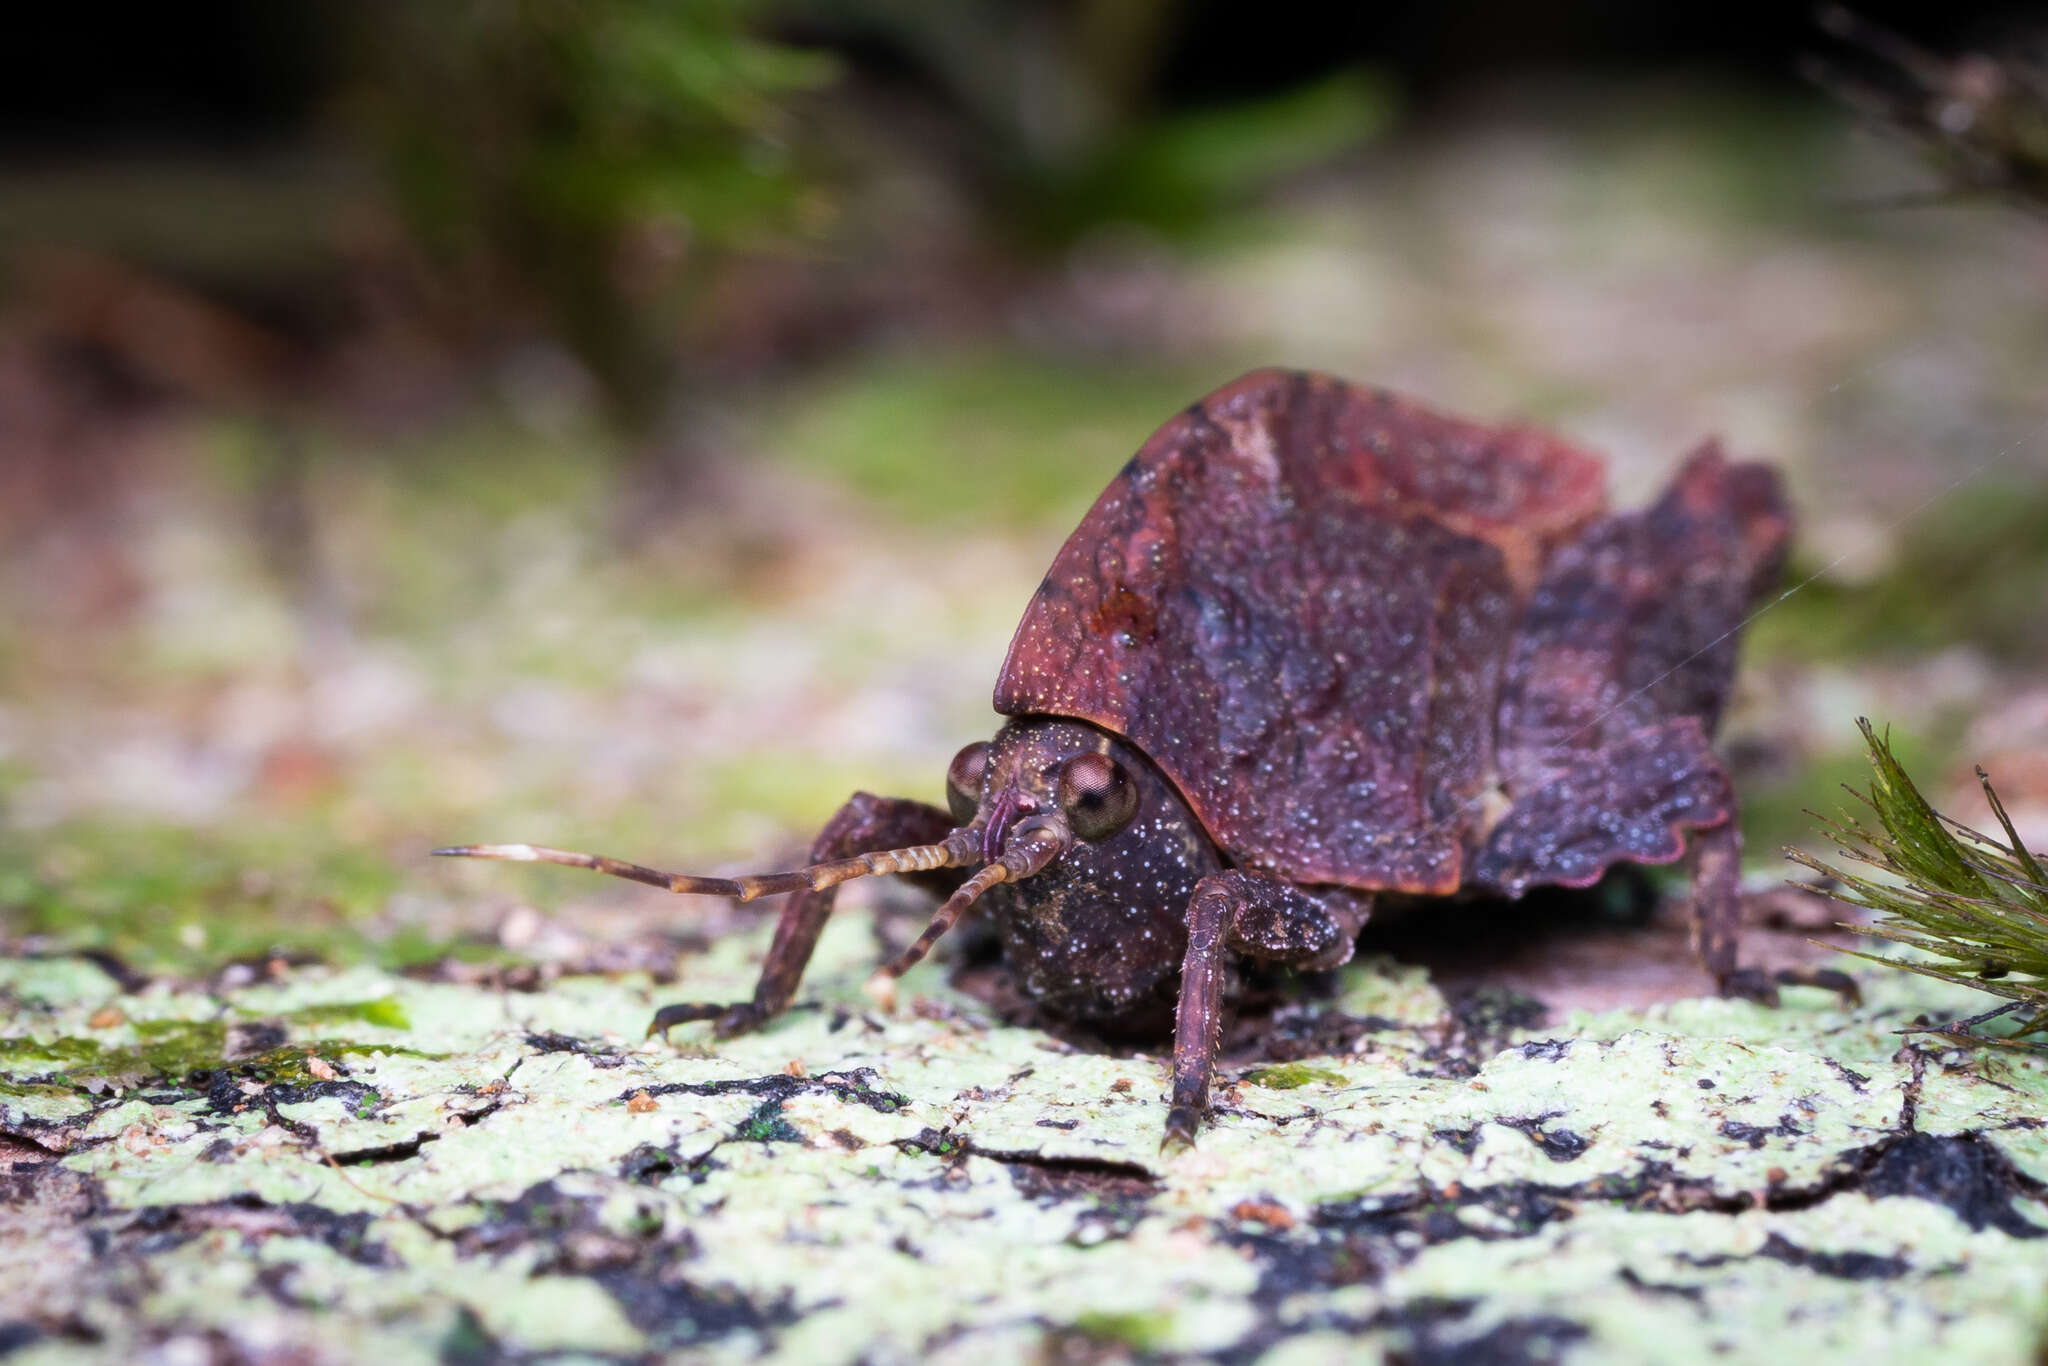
646, 1002, 731, 1040
1775, 966, 1863, 1006
711, 1004, 767, 1038
1159, 1112, 1200, 1155
1715, 968, 1781, 1008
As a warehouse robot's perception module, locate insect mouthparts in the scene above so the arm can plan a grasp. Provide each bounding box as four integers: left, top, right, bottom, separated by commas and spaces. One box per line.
981, 790, 1019, 862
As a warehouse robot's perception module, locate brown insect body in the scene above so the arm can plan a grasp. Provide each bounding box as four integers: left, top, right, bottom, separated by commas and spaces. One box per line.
999, 370, 1774, 899
441, 368, 1846, 1146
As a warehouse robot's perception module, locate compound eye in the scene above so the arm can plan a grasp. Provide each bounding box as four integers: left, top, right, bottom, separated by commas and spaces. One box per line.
1056, 752, 1137, 842
946, 742, 990, 823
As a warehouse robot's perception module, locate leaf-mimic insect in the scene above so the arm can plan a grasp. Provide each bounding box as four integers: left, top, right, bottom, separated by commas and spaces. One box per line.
439, 370, 1849, 1146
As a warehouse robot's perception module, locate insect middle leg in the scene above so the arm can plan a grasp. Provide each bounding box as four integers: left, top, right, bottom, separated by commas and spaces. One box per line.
648, 793, 964, 1040
1165, 871, 1369, 1149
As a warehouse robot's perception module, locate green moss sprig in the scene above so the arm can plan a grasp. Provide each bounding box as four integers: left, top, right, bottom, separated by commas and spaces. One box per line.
1791, 718, 2048, 1044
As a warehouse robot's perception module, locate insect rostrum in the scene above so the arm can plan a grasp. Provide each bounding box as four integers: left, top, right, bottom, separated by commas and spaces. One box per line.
438, 369, 1846, 1147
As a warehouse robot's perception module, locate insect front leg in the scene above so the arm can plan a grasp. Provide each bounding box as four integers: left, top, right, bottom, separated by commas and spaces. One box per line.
1689, 819, 1859, 1006
1164, 872, 1370, 1149
649, 793, 964, 1041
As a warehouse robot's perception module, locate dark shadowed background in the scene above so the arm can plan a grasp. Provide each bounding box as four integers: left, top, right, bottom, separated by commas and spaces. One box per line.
4, 0, 2047, 980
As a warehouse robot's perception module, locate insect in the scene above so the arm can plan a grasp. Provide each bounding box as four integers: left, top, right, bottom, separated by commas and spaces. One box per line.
439, 369, 1850, 1146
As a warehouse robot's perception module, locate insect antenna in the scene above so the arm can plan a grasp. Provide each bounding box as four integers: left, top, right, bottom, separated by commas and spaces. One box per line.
432, 830, 981, 902
871, 826, 1065, 991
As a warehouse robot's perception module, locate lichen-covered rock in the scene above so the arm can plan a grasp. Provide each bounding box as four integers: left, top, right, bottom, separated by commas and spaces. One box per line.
2, 911, 2045, 1365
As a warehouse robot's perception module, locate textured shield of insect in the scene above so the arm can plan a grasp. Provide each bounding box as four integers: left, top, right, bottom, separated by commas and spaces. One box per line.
995, 368, 1789, 897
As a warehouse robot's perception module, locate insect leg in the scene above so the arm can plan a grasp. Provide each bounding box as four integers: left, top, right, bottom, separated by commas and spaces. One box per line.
1165, 880, 1232, 1152
648, 794, 965, 1040
1165, 872, 1371, 1150
1691, 819, 1861, 1006
1689, 816, 1748, 990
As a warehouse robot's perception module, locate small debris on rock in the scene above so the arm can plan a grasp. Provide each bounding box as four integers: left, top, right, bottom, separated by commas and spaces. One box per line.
626, 1091, 658, 1114
306, 1056, 338, 1082
866, 972, 900, 1013
497, 905, 544, 950
87, 1006, 124, 1029
1229, 1200, 1296, 1230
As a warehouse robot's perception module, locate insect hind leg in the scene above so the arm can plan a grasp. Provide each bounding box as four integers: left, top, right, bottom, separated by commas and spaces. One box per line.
1692, 818, 1861, 1007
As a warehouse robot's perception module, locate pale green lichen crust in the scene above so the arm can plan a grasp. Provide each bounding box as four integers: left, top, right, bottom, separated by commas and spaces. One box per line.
3, 914, 2046, 1365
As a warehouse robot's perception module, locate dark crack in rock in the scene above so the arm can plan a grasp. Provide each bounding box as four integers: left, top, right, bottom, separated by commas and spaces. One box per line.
1433, 1125, 1483, 1155
118, 1196, 390, 1267
594, 1270, 798, 1352
1859, 1133, 2048, 1238
1497, 1115, 1593, 1162
450, 1177, 793, 1351
1684, 1231, 1914, 1281
1403, 986, 1554, 1079
1386, 1308, 1590, 1366
221, 1022, 289, 1060
630, 1068, 909, 1145
1719, 1114, 1808, 1149
525, 1032, 628, 1068
1225, 1185, 1580, 1304
618, 1142, 719, 1186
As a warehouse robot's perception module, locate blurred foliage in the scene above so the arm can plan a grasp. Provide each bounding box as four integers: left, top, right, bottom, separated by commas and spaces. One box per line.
1748, 482, 2048, 662
2, 1, 1395, 450
352, 0, 840, 433
0, 164, 346, 295
758, 351, 1222, 529
1811, 6, 2048, 213
1569, 87, 1846, 229
348, 0, 1388, 436
816, 1, 1389, 247
0, 820, 425, 974
998, 67, 1392, 247
1739, 727, 1937, 858
1794, 719, 2048, 1045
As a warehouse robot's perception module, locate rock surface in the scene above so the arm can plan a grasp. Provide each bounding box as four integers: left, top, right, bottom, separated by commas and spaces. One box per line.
4, 908, 2045, 1365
